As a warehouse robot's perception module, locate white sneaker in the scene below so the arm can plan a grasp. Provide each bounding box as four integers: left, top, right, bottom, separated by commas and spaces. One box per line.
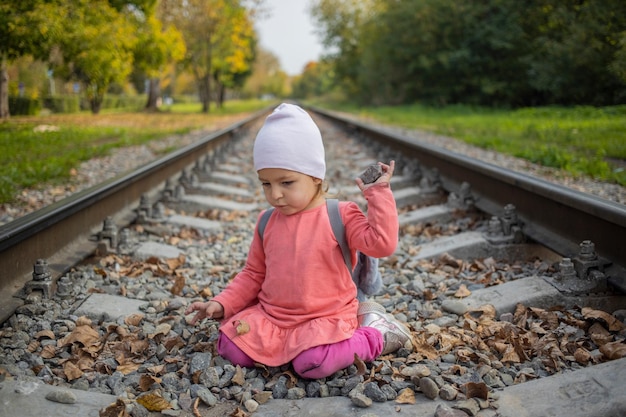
357, 301, 413, 355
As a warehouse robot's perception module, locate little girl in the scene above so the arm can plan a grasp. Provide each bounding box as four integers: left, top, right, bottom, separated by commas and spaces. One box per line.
185, 103, 412, 379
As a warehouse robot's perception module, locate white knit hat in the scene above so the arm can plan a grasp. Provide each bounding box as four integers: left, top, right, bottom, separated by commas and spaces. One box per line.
253, 103, 325, 180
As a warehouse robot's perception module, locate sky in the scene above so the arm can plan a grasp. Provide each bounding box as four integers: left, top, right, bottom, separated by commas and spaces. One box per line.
254, 0, 325, 76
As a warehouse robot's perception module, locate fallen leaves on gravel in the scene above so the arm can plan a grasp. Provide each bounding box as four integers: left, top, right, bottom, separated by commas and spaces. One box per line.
408, 302, 626, 374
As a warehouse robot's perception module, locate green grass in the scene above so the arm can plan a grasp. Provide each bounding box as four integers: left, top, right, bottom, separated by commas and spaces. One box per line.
312, 102, 626, 187
0, 99, 272, 205
3, 99, 623, 206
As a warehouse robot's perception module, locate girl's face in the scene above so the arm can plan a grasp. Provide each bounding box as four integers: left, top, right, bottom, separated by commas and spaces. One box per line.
258, 168, 324, 215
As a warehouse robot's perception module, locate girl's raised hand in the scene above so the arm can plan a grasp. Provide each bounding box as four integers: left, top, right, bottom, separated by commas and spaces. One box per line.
355, 160, 395, 191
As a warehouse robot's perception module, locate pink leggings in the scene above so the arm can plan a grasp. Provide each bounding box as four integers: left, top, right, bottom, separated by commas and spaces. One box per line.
217, 327, 384, 379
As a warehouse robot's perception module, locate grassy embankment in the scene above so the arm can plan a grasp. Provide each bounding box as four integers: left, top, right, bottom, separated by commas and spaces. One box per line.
0, 100, 273, 205
314, 102, 626, 189
2, 100, 625, 205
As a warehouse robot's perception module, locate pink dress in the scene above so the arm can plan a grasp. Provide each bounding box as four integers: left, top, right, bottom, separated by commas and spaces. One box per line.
213, 184, 398, 366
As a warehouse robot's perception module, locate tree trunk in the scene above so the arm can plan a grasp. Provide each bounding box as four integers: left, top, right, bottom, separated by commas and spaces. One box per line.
0, 55, 10, 120
199, 74, 210, 113
145, 78, 161, 111
90, 95, 102, 114
217, 81, 225, 109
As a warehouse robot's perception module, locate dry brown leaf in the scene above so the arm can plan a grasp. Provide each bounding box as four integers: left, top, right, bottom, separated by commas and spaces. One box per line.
27, 340, 39, 353
139, 374, 162, 391
456, 348, 476, 362
40, 345, 56, 359
209, 265, 226, 274
93, 266, 108, 277
232, 365, 246, 385
234, 320, 250, 336
35, 330, 55, 340
395, 387, 416, 404
422, 288, 435, 300
501, 344, 521, 363
599, 341, 626, 360
171, 274, 185, 295
230, 406, 249, 417
536, 310, 560, 331
166, 254, 186, 270
59, 325, 100, 348
574, 347, 591, 364
589, 322, 613, 346
439, 252, 461, 268
462, 381, 489, 400
117, 362, 142, 375
193, 397, 201, 417
200, 287, 213, 298
76, 353, 95, 371
124, 314, 144, 327
175, 268, 195, 278
253, 391, 273, 404
99, 399, 130, 417
582, 307, 625, 332
76, 316, 92, 326
115, 325, 129, 338
146, 364, 165, 375
413, 339, 439, 360
449, 364, 466, 375
137, 392, 172, 412
63, 361, 83, 381
354, 353, 367, 376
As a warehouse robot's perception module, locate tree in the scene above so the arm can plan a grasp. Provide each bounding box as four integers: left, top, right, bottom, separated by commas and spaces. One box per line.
310, 0, 377, 98
133, 12, 186, 111
312, 0, 626, 107
522, 0, 626, 105
39, 0, 139, 114
242, 48, 289, 99
291, 61, 336, 100
211, 2, 256, 107
0, 0, 46, 119
166, 0, 256, 112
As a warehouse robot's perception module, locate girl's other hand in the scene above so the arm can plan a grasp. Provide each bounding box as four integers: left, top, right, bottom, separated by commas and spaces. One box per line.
185, 300, 224, 325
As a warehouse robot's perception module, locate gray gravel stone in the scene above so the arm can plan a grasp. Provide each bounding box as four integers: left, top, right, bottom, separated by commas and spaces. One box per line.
419, 377, 440, 399
45, 389, 77, 404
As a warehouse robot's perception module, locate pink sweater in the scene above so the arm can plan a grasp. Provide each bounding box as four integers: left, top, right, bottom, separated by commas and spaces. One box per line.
213, 184, 398, 366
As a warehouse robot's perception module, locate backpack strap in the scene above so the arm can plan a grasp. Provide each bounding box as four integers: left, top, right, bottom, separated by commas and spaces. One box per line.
326, 199, 352, 272
257, 207, 275, 242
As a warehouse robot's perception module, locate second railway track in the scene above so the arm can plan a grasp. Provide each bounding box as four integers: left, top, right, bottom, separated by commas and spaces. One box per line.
0, 105, 625, 417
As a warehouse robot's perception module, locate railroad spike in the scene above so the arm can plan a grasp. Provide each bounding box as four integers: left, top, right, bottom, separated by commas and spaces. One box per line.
484, 204, 525, 244
419, 168, 442, 193
94, 217, 118, 255
19, 259, 55, 300
447, 181, 475, 210
55, 275, 73, 299
547, 241, 609, 294
135, 194, 152, 224
161, 178, 177, 202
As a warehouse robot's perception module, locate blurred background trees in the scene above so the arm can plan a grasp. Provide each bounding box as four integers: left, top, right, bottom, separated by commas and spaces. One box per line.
310, 0, 626, 107
2, 0, 625, 119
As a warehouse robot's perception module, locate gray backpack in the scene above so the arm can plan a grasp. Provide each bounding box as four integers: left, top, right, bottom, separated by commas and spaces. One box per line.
257, 199, 382, 301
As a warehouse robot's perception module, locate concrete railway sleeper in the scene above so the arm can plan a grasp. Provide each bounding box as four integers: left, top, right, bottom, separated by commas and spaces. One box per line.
0, 107, 625, 417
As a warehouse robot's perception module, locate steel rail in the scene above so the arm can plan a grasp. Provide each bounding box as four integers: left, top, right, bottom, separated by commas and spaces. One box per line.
309, 106, 626, 287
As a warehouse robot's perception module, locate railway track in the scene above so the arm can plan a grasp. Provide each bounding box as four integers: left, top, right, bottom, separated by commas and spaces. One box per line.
0, 105, 625, 417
